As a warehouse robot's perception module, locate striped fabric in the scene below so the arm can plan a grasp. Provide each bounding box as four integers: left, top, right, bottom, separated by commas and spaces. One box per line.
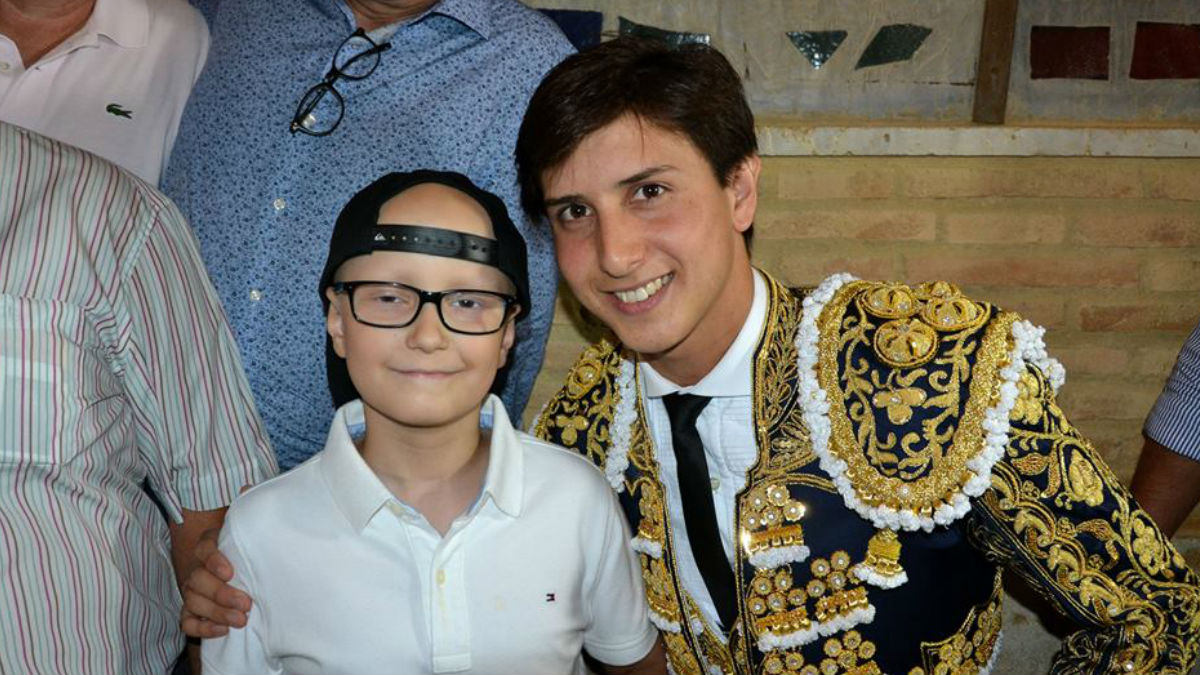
1146, 321, 1200, 461
0, 122, 278, 675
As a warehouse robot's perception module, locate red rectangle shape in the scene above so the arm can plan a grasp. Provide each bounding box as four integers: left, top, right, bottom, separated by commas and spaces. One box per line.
1131, 22, 1200, 79
1030, 25, 1110, 79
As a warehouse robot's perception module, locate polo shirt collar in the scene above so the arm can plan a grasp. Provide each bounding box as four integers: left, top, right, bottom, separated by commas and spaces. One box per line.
641, 269, 767, 399
90, 0, 150, 49
319, 400, 395, 532
320, 395, 523, 531
476, 394, 524, 517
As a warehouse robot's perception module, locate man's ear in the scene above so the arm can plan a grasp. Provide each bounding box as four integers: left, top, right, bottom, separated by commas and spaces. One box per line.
496, 317, 517, 368
728, 154, 761, 235
326, 288, 349, 358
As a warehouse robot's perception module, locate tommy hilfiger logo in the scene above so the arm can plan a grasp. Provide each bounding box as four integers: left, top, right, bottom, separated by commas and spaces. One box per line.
105, 103, 133, 119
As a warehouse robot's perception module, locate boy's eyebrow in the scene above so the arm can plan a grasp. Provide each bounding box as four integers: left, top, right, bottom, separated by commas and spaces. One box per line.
542, 165, 676, 210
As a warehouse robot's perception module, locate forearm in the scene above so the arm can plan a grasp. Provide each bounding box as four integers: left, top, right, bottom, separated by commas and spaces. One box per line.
169, 508, 229, 594
1129, 437, 1200, 537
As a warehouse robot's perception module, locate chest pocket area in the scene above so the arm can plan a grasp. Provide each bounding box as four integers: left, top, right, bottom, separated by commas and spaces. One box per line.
0, 297, 126, 465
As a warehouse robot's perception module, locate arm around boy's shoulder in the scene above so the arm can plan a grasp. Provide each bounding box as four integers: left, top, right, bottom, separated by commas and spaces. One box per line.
199, 502, 279, 675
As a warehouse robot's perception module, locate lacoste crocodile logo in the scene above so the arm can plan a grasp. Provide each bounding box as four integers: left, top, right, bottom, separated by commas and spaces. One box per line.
105, 103, 133, 119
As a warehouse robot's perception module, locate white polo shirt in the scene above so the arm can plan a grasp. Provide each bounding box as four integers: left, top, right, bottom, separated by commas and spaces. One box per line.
0, 0, 208, 185
202, 395, 657, 675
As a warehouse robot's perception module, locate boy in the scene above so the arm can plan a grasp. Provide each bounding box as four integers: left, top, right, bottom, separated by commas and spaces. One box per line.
200, 170, 663, 674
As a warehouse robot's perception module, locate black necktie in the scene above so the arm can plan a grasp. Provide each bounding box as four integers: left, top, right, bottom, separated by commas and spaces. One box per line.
661, 392, 739, 631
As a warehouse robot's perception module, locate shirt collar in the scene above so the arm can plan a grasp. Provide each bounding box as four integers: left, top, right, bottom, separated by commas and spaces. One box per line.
89, 0, 150, 49
319, 395, 523, 531
319, 400, 396, 532
325, 0, 494, 39
641, 269, 767, 399
477, 394, 524, 517
427, 0, 494, 39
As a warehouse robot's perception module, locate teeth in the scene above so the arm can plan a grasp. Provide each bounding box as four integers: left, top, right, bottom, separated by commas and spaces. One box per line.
615, 274, 672, 303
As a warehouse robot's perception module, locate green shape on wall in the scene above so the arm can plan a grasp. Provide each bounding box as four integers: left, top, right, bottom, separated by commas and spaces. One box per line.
856, 24, 932, 69
787, 30, 848, 69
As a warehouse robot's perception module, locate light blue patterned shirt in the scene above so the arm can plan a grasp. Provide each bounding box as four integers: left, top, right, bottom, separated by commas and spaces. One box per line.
164, 0, 573, 469
1145, 321, 1200, 460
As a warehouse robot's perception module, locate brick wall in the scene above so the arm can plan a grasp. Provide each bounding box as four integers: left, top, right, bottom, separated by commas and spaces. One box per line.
528, 155, 1200, 530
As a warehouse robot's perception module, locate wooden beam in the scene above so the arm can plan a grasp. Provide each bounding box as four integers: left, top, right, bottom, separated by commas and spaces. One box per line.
972, 0, 1020, 124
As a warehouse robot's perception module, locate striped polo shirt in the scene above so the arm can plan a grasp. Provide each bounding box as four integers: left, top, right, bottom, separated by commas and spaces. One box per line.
0, 122, 278, 675
1146, 321, 1200, 460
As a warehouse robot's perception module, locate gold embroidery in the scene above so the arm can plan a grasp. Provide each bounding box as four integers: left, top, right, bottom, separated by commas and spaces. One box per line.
749, 568, 811, 637
1065, 452, 1104, 508
533, 340, 623, 469
858, 529, 905, 580
740, 483, 808, 556
753, 277, 817, 477
663, 631, 703, 675
816, 280, 1015, 516
873, 318, 939, 368
871, 386, 927, 426
814, 586, 869, 624
1009, 370, 1043, 425
918, 571, 1003, 675
916, 281, 987, 333
857, 283, 918, 319
819, 630, 882, 675
973, 363, 1200, 674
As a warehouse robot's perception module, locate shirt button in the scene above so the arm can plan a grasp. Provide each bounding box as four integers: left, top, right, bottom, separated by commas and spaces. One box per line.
0, 62, 10, 72
710, 477, 721, 491
248, 289, 263, 302
272, 197, 286, 211
436, 569, 446, 586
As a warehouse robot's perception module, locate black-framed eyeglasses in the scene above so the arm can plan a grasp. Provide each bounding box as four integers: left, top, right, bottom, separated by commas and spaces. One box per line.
332, 281, 518, 335
290, 29, 392, 136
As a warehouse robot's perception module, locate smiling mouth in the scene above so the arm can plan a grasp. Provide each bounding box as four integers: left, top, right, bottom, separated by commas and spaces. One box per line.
613, 273, 674, 304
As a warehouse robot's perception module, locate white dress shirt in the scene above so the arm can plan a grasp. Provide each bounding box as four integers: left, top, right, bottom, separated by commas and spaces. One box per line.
640, 270, 767, 635
0, 0, 208, 184
202, 395, 656, 675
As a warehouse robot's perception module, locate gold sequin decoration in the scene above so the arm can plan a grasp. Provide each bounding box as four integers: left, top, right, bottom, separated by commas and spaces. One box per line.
873, 318, 939, 369
857, 283, 919, 319
971, 363, 1200, 674
858, 529, 905, 580
818, 630, 882, 675
749, 568, 811, 637
816, 280, 1015, 515
916, 571, 1003, 675
740, 482, 808, 555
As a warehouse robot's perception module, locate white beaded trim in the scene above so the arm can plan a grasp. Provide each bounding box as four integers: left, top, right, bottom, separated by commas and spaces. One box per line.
605, 359, 638, 493
631, 535, 663, 559
798, 274, 1065, 532
816, 604, 876, 638
852, 563, 909, 589
756, 603, 877, 652
748, 545, 811, 570
650, 609, 682, 634
756, 624, 820, 652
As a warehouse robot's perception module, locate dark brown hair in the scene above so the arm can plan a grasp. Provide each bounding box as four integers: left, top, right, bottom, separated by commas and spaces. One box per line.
515, 38, 758, 223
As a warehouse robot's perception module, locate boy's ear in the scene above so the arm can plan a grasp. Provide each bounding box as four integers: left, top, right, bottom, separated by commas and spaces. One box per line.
496, 317, 517, 368
728, 153, 761, 235
326, 288, 349, 358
